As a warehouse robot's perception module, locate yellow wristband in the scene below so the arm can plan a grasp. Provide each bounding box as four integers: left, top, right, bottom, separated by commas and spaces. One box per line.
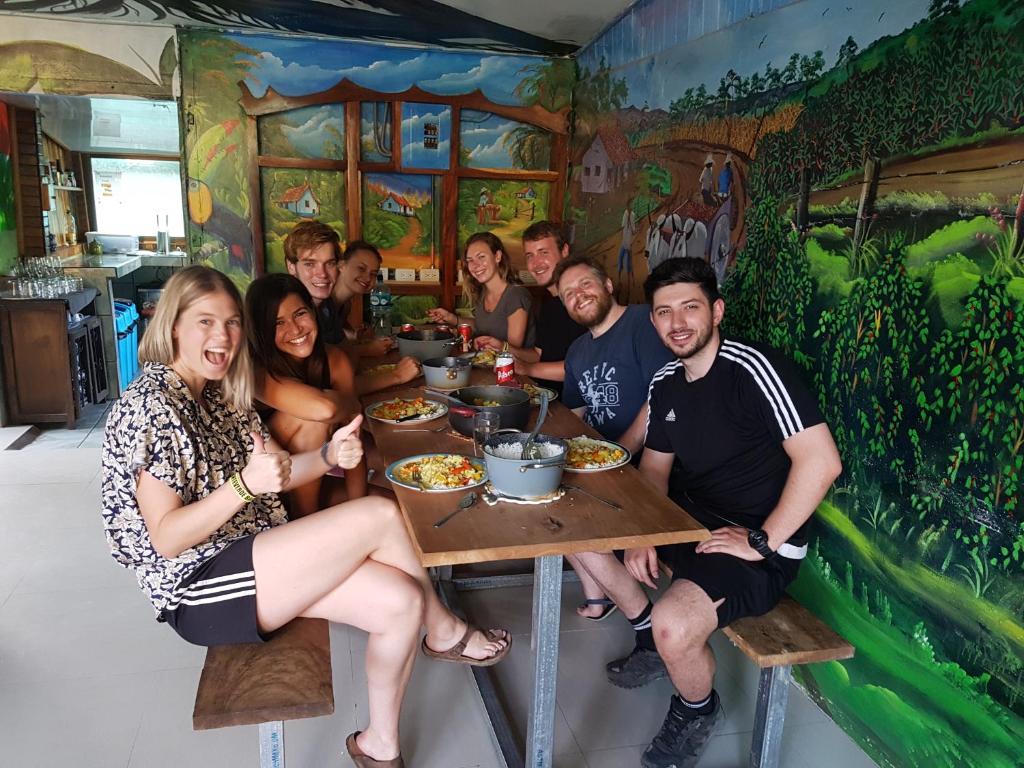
228, 472, 256, 503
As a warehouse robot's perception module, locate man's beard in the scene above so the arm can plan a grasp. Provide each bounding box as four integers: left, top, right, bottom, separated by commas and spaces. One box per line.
669, 323, 713, 359
573, 290, 613, 329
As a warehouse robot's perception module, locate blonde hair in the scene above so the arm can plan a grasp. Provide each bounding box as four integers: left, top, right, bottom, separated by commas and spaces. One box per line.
138, 265, 253, 411
462, 231, 519, 308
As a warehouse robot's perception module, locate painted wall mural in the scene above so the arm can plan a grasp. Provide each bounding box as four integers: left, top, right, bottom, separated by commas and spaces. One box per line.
571, 1, 1024, 766
181, 30, 571, 289
0, 103, 16, 275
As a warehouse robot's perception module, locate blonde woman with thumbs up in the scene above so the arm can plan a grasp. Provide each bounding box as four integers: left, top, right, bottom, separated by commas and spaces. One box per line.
101, 266, 510, 767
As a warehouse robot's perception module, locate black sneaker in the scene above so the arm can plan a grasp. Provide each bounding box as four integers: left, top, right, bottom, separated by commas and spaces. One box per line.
605, 646, 668, 688
641, 692, 723, 768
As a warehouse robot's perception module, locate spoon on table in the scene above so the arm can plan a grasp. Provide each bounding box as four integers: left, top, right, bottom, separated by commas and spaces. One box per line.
433, 491, 479, 527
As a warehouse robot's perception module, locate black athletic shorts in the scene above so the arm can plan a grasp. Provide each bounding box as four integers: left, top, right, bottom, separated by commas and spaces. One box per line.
160, 535, 266, 646
655, 542, 802, 628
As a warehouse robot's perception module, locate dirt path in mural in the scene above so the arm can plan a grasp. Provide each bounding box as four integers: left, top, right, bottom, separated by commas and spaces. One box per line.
810, 136, 1024, 207
382, 216, 429, 269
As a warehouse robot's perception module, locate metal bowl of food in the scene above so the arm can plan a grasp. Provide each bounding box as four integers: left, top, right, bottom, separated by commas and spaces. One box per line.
483, 432, 567, 498
421, 356, 472, 390
443, 385, 531, 437
396, 329, 461, 362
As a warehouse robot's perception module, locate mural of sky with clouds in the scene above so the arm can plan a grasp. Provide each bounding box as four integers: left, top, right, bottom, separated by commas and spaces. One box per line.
460, 110, 521, 169
586, 0, 931, 110
280, 105, 345, 158
400, 103, 451, 170
234, 33, 542, 106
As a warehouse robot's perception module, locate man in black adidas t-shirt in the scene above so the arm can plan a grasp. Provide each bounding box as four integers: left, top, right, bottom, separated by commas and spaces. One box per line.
575, 258, 842, 768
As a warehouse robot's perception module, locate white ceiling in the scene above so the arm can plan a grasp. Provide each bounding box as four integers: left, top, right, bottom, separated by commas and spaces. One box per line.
438, 0, 635, 48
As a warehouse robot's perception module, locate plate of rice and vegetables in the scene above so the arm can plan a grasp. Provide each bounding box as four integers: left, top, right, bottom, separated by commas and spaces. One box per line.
366, 397, 447, 424
564, 437, 631, 472
385, 453, 488, 492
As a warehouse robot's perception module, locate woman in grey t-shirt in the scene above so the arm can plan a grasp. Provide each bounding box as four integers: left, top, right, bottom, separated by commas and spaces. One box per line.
427, 232, 535, 348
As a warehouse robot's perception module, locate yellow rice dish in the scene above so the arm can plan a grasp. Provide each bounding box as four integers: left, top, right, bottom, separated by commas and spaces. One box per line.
370, 397, 441, 421
566, 437, 627, 470
473, 349, 498, 367
394, 454, 485, 490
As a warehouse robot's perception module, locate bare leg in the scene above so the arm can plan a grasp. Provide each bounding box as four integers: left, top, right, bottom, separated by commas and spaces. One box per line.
574, 550, 650, 619
268, 411, 330, 518
651, 580, 722, 701
566, 553, 613, 619
253, 497, 507, 654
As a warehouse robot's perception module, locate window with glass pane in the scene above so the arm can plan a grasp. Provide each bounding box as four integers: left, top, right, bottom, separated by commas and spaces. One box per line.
459, 110, 551, 171
400, 103, 450, 170
360, 102, 393, 163
258, 105, 345, 160
91, 158, 185, 236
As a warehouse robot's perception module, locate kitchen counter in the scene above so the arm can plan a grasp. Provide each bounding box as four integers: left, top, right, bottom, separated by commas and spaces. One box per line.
61, 251, 189, 277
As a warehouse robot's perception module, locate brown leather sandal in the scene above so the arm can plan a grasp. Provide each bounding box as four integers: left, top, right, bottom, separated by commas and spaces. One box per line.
421, 625, 512, 667
345, 732, 404, 768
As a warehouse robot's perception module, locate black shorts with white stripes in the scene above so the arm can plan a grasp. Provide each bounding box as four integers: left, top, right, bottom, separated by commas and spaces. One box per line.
160, 535, 265, 646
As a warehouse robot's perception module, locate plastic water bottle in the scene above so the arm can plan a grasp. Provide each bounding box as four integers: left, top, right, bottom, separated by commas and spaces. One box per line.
369, 281, 392, 338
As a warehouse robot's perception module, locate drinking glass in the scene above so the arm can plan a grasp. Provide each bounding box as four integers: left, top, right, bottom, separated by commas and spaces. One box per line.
472, 411, 500, 457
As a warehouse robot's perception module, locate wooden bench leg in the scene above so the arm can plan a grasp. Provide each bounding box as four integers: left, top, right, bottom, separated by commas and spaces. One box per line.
258, 721, 285, 768
749, 665, 791, 768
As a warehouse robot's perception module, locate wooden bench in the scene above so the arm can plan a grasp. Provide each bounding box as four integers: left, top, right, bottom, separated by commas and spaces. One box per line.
193, 618, 334, 768
723, 596, 854, 768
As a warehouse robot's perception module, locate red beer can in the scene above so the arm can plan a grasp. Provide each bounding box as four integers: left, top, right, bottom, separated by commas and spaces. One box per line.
400, 323, 415, 333
495, 352, 517, 386
457, 323, 472, 352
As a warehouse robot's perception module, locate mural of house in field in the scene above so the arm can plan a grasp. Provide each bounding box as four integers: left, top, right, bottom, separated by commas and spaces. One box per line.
274, 180, 321, 218
580, 124, 636, 194
574, 1, 1024, 766
378, 192, 416, 217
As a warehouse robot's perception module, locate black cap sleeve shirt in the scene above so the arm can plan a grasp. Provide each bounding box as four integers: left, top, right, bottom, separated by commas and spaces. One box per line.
645, 338, 825, 545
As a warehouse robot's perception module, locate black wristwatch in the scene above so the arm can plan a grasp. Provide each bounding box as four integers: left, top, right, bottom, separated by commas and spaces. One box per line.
747, 528, 775, 559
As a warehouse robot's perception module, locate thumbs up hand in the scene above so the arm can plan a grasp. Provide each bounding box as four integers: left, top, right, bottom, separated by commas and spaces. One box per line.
326, 416, 364, 471
241, 431, 292, 494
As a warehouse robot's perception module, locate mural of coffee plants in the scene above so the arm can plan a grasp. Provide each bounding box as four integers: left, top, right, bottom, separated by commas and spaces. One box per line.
573, 0, 1024, 765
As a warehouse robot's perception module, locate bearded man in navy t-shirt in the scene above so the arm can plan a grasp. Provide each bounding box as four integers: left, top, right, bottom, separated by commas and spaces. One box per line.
574, 257, 842, 768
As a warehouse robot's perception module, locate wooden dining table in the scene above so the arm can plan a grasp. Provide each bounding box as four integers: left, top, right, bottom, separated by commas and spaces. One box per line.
359, 361, 709, 768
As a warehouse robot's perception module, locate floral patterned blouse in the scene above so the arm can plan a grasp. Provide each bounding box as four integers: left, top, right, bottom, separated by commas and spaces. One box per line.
101, 363, 287, 616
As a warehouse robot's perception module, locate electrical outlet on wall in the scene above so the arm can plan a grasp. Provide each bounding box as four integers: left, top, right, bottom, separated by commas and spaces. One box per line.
394, 268, 416, 282
420, 268, 440, 283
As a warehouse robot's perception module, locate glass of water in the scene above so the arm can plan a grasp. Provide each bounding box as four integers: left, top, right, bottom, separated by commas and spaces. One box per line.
472, 411, 500, 457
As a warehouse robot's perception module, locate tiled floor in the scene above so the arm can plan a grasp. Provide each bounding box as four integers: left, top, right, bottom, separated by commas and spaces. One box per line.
0, 410, 876, 768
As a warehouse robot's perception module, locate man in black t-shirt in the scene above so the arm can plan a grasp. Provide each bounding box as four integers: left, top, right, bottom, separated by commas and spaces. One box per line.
475, 221, 584, 395
575, 258, 842, 768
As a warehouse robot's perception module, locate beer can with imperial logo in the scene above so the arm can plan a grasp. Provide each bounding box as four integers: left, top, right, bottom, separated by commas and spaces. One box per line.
495, 352, 516, 386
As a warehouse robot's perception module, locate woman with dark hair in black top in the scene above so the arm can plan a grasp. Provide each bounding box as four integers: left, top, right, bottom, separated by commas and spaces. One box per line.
246, 273, 368, 516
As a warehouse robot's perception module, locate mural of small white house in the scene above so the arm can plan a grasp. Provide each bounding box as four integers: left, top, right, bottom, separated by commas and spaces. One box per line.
378, 191, 416, 216
514, 185, 537, 200
580, 124, 636, 195
275, 181, 321, 218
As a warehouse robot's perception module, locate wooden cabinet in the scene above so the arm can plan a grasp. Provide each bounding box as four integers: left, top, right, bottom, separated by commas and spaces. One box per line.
0, 291, 105, 427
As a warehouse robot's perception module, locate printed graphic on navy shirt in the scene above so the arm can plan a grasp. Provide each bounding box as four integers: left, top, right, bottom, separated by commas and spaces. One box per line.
563, 305, 673, 440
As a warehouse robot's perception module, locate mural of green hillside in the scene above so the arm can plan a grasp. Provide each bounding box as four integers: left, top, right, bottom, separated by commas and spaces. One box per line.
573, 0, 1024, 765
260, 169, 346, 274
457, 179, 550, 277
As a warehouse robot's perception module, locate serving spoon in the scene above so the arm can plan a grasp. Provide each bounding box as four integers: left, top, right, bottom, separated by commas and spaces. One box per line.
521, 392, 549, 460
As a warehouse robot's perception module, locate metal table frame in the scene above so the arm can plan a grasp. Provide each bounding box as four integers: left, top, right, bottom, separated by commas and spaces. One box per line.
437, 555, 567, 768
